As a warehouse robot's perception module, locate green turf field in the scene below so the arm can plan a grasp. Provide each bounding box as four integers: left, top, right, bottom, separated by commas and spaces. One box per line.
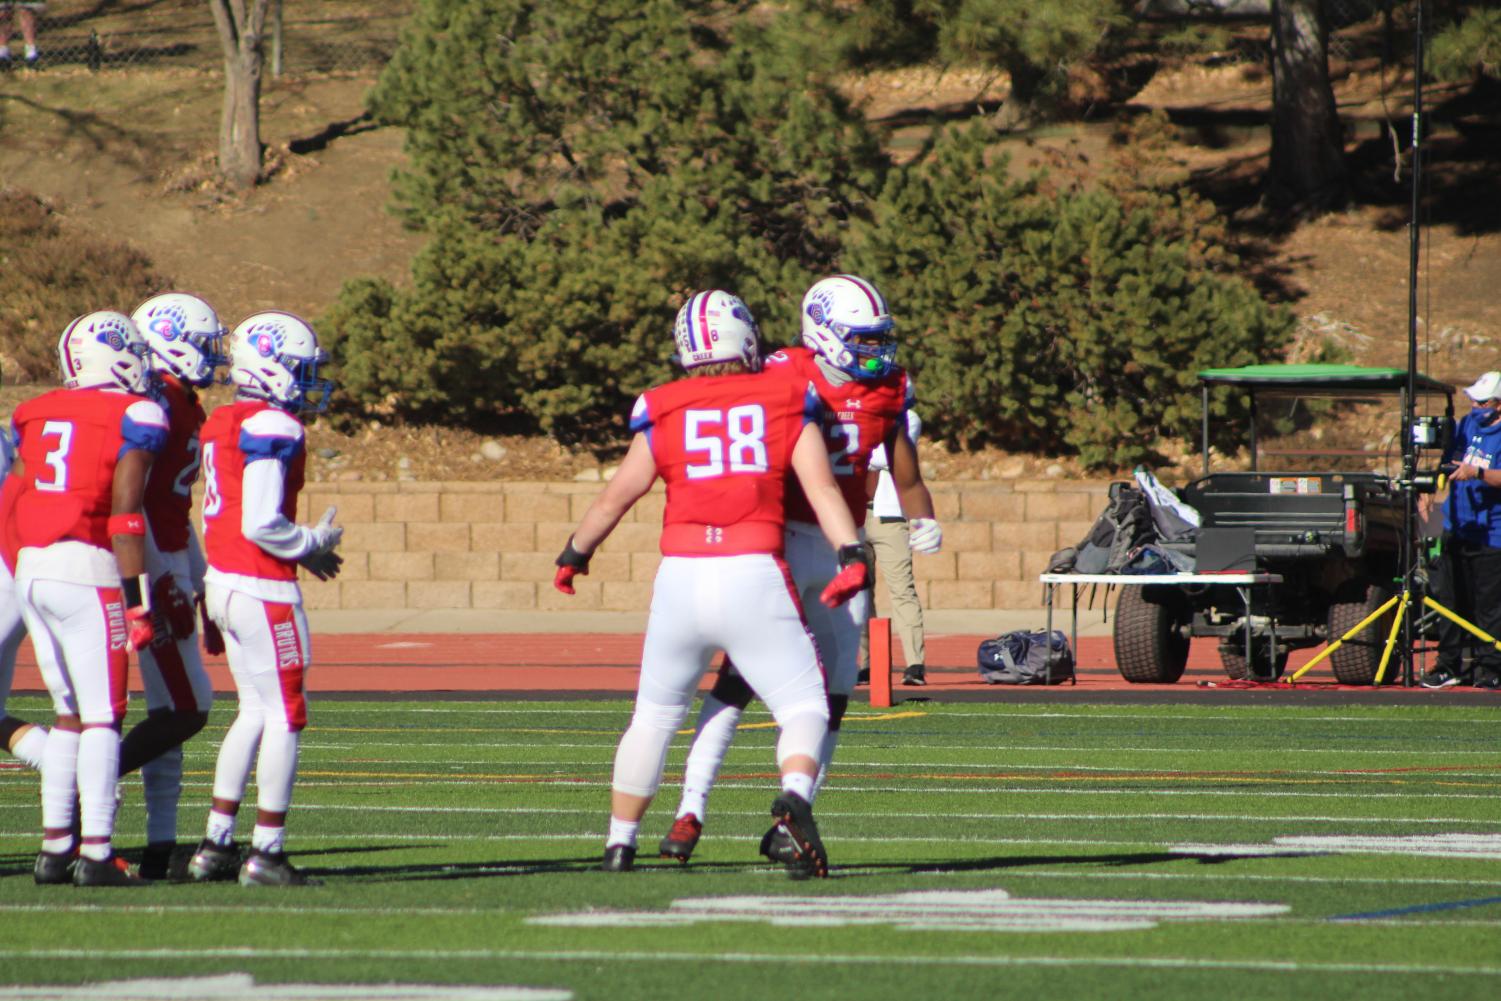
1, 695, 1498, 1000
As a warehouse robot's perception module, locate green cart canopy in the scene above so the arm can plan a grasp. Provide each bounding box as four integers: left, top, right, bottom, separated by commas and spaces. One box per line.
1197, 364, 1453, 395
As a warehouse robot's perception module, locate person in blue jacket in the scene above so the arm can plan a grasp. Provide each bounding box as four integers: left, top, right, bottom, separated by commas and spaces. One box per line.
1421, 370, 1501, 689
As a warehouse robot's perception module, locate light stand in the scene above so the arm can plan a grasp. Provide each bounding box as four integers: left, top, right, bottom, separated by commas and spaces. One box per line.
1398, 0, 1425, 686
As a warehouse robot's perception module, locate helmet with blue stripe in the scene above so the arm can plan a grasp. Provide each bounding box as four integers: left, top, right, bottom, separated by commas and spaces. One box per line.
673, 290, 761, 372
229, 311, 333, 413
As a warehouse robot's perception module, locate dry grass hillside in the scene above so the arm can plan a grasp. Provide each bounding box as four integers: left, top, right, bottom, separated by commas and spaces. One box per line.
2, 8, 1499, 484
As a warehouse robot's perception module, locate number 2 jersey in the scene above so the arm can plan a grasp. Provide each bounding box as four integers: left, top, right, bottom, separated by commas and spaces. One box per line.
767, 346, 913, 529
200, 399, 308, 602
144, 373, 207, 555
630, 367, 820, 557
6, 387, 168, 585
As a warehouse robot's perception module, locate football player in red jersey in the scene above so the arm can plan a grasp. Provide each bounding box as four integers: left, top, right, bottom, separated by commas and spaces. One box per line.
186, 311, 341, 888
659, 274, 942, 866
0, 361, 49, 774
554, 290, 870, 878
7, 311, 168, 886
120, 292, 227, 880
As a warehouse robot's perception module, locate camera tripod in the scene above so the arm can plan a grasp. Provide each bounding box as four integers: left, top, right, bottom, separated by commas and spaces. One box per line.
1287, 562, 1501, 685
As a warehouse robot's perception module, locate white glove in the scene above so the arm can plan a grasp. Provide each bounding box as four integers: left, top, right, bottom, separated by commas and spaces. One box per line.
908, 517, 942, 555
307, 506, 342, 555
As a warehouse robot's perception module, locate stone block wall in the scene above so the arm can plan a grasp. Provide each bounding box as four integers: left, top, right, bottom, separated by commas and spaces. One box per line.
269, 478, 1120, 611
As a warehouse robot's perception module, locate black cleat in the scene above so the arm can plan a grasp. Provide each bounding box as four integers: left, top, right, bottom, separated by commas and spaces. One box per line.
601, 844, 636, 872
33, 850, 76, 886
187, 838, 243, 882
239, 849, 319, 887
757, 822, 798, 864
659, 814, 703, 863
902, 664, 927, 687
766, 791, 828, 879
139, 841, 181, 882
74, 854, 150, 887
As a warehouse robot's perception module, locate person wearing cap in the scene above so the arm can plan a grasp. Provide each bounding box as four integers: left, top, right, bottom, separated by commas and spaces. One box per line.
1419, 370, 1501, 689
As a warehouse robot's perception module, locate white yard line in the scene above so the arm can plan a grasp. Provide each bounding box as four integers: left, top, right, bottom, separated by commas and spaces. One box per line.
0, 947, 1495, 978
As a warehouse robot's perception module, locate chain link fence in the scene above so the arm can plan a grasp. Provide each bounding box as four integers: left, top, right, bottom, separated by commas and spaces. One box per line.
0, 0, 413, 75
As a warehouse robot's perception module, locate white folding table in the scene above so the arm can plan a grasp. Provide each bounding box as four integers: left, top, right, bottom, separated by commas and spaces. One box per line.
1038, 572, 1285, 682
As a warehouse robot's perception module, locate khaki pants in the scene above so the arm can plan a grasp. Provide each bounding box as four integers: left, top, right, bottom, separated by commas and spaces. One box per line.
860, 515, 926, 668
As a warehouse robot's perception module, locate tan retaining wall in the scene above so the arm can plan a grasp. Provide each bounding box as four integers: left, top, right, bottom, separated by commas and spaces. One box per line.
281, 478, 1119, 612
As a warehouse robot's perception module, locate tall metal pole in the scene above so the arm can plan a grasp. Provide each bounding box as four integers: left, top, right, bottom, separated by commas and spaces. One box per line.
1400, 0, 1424, 685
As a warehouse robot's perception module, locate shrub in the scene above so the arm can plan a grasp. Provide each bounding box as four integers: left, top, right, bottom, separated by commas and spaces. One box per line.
846, 121, 1295, 468
0, 189, 168, 383
1428, 8, 1501, 83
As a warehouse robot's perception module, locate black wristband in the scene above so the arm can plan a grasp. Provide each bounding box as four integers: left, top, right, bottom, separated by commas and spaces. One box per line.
837, 541, 874, 576
556, 535, 592, 570
122, 574, 146, 610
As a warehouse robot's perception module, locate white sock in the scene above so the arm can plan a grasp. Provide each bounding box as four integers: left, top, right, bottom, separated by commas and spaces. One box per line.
251, 824, 285, 854
205, 809, 237, 847
780, 770, 816, 802
141, 746, 183, 845
77, 728, 121, 841
40, 729, 80, 834
813, 730, 841, 802
677, 697, 742, 822
255, 727, 300, 814
607, 817, 639, 849
13, 725, 48, 771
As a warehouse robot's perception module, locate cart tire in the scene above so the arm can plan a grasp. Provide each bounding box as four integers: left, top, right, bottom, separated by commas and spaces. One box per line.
1327, 580, 1398, 685
1113, 586, 1190, 683
1218, 642, 1290, 681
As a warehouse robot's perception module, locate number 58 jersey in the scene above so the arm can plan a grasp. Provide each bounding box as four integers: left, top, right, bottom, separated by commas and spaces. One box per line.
630, 368, 821, 557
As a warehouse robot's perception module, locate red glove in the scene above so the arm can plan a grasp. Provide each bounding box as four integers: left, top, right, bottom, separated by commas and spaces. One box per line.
151, 573, 196, 640
553, 536, 592, 595
820, 542, 875, 608
125, 606, 154, 652
197, 594, 225, 656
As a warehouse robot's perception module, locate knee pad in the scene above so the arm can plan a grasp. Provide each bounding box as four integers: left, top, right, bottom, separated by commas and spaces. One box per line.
708, 662, 755, 710
611, 699, 689, 799
827, 694, 849, 732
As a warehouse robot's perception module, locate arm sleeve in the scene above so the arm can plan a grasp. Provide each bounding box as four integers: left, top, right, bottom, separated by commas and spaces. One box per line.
241, 458, 316, 560
186, 528, 208, 593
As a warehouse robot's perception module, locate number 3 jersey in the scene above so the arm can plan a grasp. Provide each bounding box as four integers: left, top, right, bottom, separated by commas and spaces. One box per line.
630, 367, 821, 557
6, 387, 168, 585
200, 399, 308, 600
767, 346, 912, 529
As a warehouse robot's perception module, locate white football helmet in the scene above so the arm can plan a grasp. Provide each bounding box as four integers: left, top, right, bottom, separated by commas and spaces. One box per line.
673, 290, 761, 372
58, 311, 153, 394
132, 292, 228, 388
228, 311, 333, 413
800, 274, 897, 379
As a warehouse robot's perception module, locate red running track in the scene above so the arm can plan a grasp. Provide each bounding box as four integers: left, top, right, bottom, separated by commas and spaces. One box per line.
4, 633, 1472, 696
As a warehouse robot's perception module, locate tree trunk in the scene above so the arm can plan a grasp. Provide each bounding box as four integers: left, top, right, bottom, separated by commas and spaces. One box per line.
995, 60, 1048, 130
221, 48, 263, 189
1266, 0, 1347, 213
208, 0, 271, 191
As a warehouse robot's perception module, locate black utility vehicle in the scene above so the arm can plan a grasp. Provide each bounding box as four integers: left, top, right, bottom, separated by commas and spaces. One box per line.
1114, 364, 1453, 684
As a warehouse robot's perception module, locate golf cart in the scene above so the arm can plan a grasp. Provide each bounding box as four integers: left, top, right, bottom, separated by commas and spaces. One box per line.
1113, 364, 1454, 684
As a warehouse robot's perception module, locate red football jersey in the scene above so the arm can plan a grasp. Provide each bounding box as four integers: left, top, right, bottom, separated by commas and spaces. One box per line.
201, 400, 307, 581
767, 346, 912, 527
144, 374, 207, 553
631, 367, 820, 557
9, 388, 168, 550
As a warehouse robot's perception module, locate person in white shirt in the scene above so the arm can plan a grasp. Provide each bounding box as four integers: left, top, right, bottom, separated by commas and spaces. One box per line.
861, 409, 929, 686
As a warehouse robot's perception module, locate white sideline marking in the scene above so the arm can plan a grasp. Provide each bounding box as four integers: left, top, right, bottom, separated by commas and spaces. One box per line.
529, 888, 1286, 933
4, 946, 1490, 979
0, 973, 568, 999
1171, 833, 1501, 860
